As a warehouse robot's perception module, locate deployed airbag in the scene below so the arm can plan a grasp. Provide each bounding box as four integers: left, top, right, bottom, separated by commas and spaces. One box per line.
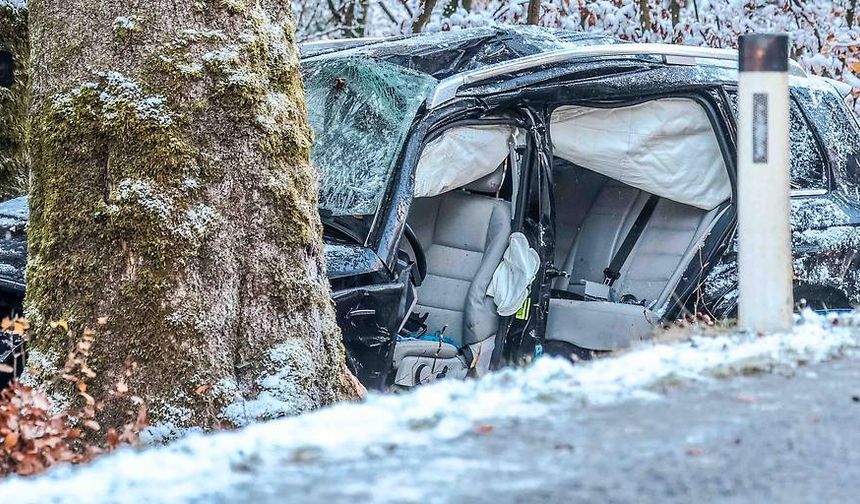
551, 98, 731, 210
487, 232, 540, 316
414, 125, 516, 198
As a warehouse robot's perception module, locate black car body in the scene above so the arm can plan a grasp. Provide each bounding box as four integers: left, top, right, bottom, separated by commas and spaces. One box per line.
1, 27, 860, 391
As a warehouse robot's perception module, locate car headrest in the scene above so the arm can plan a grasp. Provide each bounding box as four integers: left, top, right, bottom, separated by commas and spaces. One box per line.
464, 164, 506, 195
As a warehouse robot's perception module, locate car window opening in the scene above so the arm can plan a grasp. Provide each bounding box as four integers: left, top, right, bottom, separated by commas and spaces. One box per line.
544, 97, 731, 354
725, 89, 829, 193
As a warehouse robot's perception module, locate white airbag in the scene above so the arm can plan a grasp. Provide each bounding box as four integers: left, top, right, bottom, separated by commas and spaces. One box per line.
487, 232, 540, 316
414, 125, 515, 198
551, 98, 731, 210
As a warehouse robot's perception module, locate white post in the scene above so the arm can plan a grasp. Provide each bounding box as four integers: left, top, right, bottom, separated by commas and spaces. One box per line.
737, 34, 794, 333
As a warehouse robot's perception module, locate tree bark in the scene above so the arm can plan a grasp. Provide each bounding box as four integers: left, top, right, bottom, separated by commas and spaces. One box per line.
849, 0, 857, 29
412, 0, 438, 33
638, 0, 651, 34
526, 0, 541, 25
669, 0, 682, 28
26, 0, 363, 431
0, 3, 29, 198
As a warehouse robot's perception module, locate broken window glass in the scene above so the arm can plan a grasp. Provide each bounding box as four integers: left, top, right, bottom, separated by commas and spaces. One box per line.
303, 56, 436, 217
725, 89, 826, 191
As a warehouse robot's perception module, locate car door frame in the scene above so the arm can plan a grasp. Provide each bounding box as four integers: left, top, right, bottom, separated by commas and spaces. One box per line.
533, 86, 739, 325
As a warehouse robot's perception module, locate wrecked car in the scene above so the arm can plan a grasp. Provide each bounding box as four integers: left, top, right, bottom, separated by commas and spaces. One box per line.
2, 27, 860, 391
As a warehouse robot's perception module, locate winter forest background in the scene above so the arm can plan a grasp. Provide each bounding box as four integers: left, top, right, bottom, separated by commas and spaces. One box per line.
296, 0, 860, 109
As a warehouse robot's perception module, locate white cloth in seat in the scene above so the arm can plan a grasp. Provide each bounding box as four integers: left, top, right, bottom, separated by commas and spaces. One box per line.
487, 232, 540, 316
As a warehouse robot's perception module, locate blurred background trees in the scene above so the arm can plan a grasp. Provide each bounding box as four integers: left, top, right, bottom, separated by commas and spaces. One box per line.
295, 0, 860, 109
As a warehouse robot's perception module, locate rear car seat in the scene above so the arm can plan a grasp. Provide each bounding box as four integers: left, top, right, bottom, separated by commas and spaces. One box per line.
393, 172, 511, 386
546, 179, 718, 351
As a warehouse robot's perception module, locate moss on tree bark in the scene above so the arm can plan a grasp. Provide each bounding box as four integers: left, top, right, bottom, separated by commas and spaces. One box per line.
0, 3, 30, 198
26, 0, 363, 430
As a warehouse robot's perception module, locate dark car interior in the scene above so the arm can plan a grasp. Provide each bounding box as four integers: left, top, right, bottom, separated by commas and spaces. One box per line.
547, 158, 727, 354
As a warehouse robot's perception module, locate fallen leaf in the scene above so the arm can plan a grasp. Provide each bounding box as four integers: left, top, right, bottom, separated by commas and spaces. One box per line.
3, 431, 19, 449
473, 424, 494, 435
97, 317, 108, 325
194, 384, 211, 395
685, 447, 704, 457
83, 420, 101, 431
116, 382, 129, 394
80, 392, 96, 406
12, 319, 28, 335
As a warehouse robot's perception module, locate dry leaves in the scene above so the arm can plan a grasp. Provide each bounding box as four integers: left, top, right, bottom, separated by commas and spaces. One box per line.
0, 316, 149, 477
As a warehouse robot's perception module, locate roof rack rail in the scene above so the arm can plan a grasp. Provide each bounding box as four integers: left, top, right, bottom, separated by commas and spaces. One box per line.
428, 43, 806, 108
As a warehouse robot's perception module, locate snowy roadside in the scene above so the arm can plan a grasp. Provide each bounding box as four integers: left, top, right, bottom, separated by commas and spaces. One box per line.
3, 311, 860, 503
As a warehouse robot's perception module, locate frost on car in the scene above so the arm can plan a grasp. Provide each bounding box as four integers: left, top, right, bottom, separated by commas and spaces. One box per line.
2, 27, 860, 391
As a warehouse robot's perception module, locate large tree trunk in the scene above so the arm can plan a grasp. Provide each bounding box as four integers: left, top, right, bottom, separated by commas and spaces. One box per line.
26, 0, 363, 431
0, 2, 29, 198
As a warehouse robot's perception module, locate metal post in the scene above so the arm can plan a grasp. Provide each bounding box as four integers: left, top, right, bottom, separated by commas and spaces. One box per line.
737, 34, 794, 333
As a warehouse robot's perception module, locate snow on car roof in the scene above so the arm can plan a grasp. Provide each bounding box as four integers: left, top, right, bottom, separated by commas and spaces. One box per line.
302, 26, 619, 80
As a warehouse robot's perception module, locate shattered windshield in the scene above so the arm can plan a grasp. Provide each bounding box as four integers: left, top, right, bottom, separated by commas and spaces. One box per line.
303, 56, 437, 217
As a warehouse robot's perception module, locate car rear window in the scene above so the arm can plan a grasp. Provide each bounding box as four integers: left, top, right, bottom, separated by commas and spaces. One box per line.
726, 90, 827, 192
793, 85, 860, 190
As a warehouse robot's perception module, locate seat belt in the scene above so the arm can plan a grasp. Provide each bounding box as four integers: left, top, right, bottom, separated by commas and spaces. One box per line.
603, 194, 660, 286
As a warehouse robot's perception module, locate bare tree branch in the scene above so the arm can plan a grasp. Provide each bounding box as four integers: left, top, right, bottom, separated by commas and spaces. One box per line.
412, 0, 438, 33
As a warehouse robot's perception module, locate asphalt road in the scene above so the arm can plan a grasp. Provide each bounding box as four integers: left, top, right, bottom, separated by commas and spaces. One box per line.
217, 355, 860, 504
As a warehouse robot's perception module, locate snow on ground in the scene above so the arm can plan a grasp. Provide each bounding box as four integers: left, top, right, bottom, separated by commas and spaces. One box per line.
3, 311, 860, 503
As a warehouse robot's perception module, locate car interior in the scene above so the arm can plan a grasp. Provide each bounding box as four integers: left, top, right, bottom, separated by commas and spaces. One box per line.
393, 96, 732, 386
546, 97, 732, 353
393, 125, 521, 387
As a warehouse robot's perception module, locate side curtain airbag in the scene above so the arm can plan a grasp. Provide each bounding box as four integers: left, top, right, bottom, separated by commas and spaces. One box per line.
550, 99, 731, 210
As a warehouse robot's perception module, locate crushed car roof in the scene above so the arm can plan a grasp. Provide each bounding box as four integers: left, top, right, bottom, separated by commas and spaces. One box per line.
301, 26, 811, 109
301, 26, 619, 80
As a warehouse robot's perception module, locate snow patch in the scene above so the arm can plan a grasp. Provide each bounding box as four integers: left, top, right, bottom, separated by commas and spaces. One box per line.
19, 348, 71, 415
5, 312, 860, 502
116, 179, 174, 220
113, 15, 142, 35
220, 339, 317, 427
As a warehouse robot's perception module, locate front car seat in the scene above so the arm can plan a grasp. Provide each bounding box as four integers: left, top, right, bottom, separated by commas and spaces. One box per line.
393, 171, 511, 386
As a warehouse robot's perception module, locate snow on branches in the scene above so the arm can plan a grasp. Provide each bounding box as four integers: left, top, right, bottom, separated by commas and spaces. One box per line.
293, 0, 860, 103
